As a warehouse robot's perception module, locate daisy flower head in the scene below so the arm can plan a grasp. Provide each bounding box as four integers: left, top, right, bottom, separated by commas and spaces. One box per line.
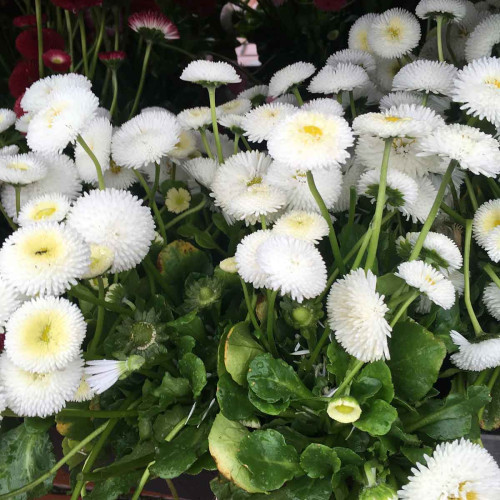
375, 56, 409, 92
326, 49, 377, 76
169, 129, 197, 161
256, 234, 327, 302
111, 110, 181, 169
235, 230, 274, 288
418, 124, 500, 177
178, 107, 212, 130
66, 189, 155, 273
367, 8, 421, 59
0, 354, 83, 417
17, 193, 71, 226
5, 296, 86, 373
0, 109, 16, 133
484, 282, 500, 320
404, 175, 438, 223
415, 0, 467, 21
485, 226, 500, 262
272, 210, 329, 244
180, 60, 241, 86
0, 153, 47, 185
379, 91, 451, 114
268, 62, 316, 97
302, 98, 344, 117
181, 157, 218, 189
241, 102, 296, 143
0, 276, 21, 329
128, 10, 179, 42
465, 14, 500, 62
348, 13, 379, 52
74, 116, 112, 183
218, 113, 245, 132
450, 331, 500, 371
217, 98, 252, 117
0, 145, 19, 156
308, 63, 370, 94
334, 160, 365, 212
42, 49, 72, 72
0, 222, 90, 297
473, 199, 500, 248
398, 439, 500, 499
98, 50, 127, 71
165, 187, 191, 214
81, 244, 114, 279
392, 60, 457, 95
267, 110, 354, 170
327, 269, 391, 362
100, 160, 138, 190
238, 85, 269, 106
396, 260, 456, 309
71, 375, 95, 402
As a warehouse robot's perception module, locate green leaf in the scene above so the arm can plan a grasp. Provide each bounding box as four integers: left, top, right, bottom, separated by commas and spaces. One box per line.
358, 361, 394, 403
185, 452, 217, 475
248, 390, 290, 415
351, 377, 382, 404
247, 353, 312, 403
86, 473, 141, 500
225, 322, 265, 386
217, 373, 255, 421
332, 447, 363, 466
387, 321, 446, 402
153, 406, 189, 442
300, 444, 340, 479
481, 372, 500, 431
237, 429, 301, 491
401, 445, 433, 465
153, 372, 191, 406
208, 413, 265, 493
376, 273, 405, 296
354, 399, 398, 436
166, 310, 205, 342
0, 422, 56, 499
179, 353, 207, 398
326, 340, 350, 384
55, 412, 94, 441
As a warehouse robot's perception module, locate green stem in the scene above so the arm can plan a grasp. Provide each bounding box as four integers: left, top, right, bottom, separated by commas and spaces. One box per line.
207, 86, 224, 163
240, 278, 261, 332
89, 8, 105, 79
473, 369, 490, 386
78, 11, 89, 76
292, 86, 304, 106
487, 177, 500, 198
131, 464, 153, 500
0, 423, 108, 500
352, 221, 373, 271
390, 291, 419, 328
348, 90, 356, 118
110, 70, 118, 118
199, 128, 214, 159
65, 10, 74, 72
365, 137, 392, 272
241, 136, 252, 151
129, 40, 152, 119
68, 286, 134, 316
464, 174, 478, 211
440, 202, 466, 225
409, 160, 456, 261
436, 15, 445, 63
421, 92, 429, 107
113, 7, 119, 51
483, 264, 500, 289
266, 289, 279, 357
347, 186, 356, 229
234, 133, 240, 154
14, 185, 21, 218
301, 325, 331, 373
260, 214, 267, 230
88, 277, 105, 355
306, 170, 345, 274
77, 134, 105, 190
166, 479, 180, 500
164, 195, 206, 231
464, 219, 483, 336
35, 0, 44, 78
335, 359, 364, 397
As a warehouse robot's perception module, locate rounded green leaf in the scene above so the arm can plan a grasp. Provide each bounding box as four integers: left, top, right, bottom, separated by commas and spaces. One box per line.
353, 399, 398, 436
300, 444, 340, 479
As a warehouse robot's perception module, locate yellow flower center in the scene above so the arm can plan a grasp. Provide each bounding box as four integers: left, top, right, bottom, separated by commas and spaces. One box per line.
21, 232, 63, 262
385, 116, 402, 122
484, 77, 500, 89
20, 310, 68, 356
110, 159, 122, 174
424, 275, 436, 286
52, 56, 63, 64
359, 32, 370, 51
446, 482, 478, 500
302, 125, 323, 138
335, 404, 355, 414
386, 21, 402, 40
7, 161, 29, 171
40, 322, 52, 343
247, 176, 262, 187
33, 206, 57, 220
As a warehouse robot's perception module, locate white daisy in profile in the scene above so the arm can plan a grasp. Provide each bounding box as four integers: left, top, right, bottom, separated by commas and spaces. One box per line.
266, 163, 343, 212
418, 124, 500, 177
0, 145, 19, 156
0, 153, 47, 185
404, 175, 438, 223
273, 93, 300, 106
169, 129, 197, 161
165, 187, 191, 214
5, 296, 86, 373
302, 98, 344, 117
17, 193, 71, 226
66, 189, 155, 273
484, 282, 500, 320
392, 60, 457, 96
235, 230, 273, 288
465, 14, 500, 62
396, 261, 455, 309
368, 8, 421, 59
0, 353, 83, 417
15, 113, 32, 134
238, 85, 269, 106
217, 98, 252, 117
451, 57, 500, 127
327, 269, 391, 362
256, 235, 327, 302
219, 257, 238, 274
99, 160, 138, 190
415, 0, 467, 21
326, 48, 377, 76
272, 210, 329, 244
473, 199, 500, 248
177, 107, 212, 131
379, 91, 451, 114
268, 110, 354, 170
308, 63, 370, 95
0, 276, 21, 329
180, 60, 241, 86
81, 244, 114, 279
0, 109, 16, 133
374, 56, 408, 92
71, 375, 95, 402
218, 113, 245, 132
242, 102, 296, 143
334, 160, 365, 213
450, 331, 500, 371
268, 62, 316, 97
348, 13, 378, 52
398, 439, 500, 499
485, 226, 500, 262
84, 356, 144, 394
0, 222, 90, 297
181, 157, 218, 189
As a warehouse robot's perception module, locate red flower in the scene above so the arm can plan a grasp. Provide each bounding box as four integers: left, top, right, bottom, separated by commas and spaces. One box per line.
16, 28, 65, 60
50, 0, 102, 12
313, 0, 346, 11
130, 0, 161, 14
129, 11, 179, 42
99, 50, 127, 70
8, 60, 38, 98
43, 49, 72, 72
13, 14, 47, 28
0, 332, 4, 352
173, 0, 217, 17
14, 94, 26, 118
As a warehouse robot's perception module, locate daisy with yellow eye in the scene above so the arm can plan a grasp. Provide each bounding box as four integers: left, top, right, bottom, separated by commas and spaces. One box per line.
272, 210, 329, 244
348, 13, 378, 53
242, 102, 296, 144
165, 187, 191, 214
81, 244, 115, 279
0, 153, 47, 185
177, 107, 212, 131
473, 199, 500, 248
17, 193, 71, 226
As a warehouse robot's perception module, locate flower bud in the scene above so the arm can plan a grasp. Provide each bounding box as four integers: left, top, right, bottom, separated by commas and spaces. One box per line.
219, 257, 238, 273
292, 306, 313, 326
359, 484, 397, 500
327, 396, 362, 423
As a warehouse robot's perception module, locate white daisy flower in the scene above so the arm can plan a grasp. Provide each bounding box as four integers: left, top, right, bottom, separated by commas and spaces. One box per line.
111, 110, 181, 169
484, 282, 500, 320
15, 113, 32, 134
0, 222, 90, 297
0, 145, 19, 156
81, 244, 114, 279
66, 189, 155, 273
235, 230, 273, 288
169, 129, 197, 161
446, 268, 465, 296
334, 160, 365, 213
473, 199, 500, 248
0, 109, 16, 133
415, 0, 467, 21
99, 160, 138, 190
374, 56, 408, 92
238, 85, 269, 105
180, 60, 241, 86
379, 90, 451, 114
217, 98, 252, 117
404, 175, 438, 223
27, 87, 99, 153
348, 13, 378, 52
71, 375, 95, 403
451, 57, 500, 127
242, 102, 296, 143
327, 269, 392, 362
0, 276, 21, 329
451, 331, 500, 371
396, 260, 456, 309
308, 63, 370, 94
302, 98, 344, 117
74, 116, 112, 183
267, 110, 354, 170
84, 356, 144, 394
17, 193, 71, 226
418, 124, 500, 177
465, 14, 500, 62
268, 62, 316, 97
181, 157, 218, 189
392, 60, 457, 95
218, 113, 245, 131
273, 93, 300, 106
256, 234, 327, 302
368, 8, 421, 59
5, 296, 86, 373
0, 353, 83, 417
177, 107, 212, 130
266, 163, 343, 212
326, 48, 377, 75
0, 153, 47, 185
272, 210, 329, 244
398, 439, 500, 499
485, 226, 500, 262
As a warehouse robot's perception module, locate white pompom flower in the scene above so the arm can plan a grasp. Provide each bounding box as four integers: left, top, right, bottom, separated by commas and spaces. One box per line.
0, 276, 21, 329
242, 102, 297, 143
235, 230, 273, 288
348, 13, 379, 53
0, 145, 19, 156
180, 60, 241, 86
404, 175, 438, 223
0, 109, 16, 133
392, 60, 457, 95
99, 160, 138, 190
484, 282, 500, 321
473, 199, 500, 248
302, 98, 344, 117
0, 153, 47, 185
308, 63, 370, 94
327, 269, 392, 362
17, 193, 71, 226
177, 107, 212, 130
326, 49, 377, 76
268, 62, 316, 97
379, 90, 451, 115
415, 0, 467, 21
450, 331, 500, 371
217, 98, 252, 117
181, 157, 218, 189
465, 14, 500, 62
485, 226, 500, 262
71, 375, 95, 403
272, 210, 329, 244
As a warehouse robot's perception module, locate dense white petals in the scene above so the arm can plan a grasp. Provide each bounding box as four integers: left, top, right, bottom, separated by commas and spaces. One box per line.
0, 276, 21, 329
465, 14, 500, 61
268, 62, 316, 97
181, 157, 218, 189
0, 109, 16, 133
0, 153, 47, 185
392, 60, 457, 95
473, 199, 500, 248
451, 331, 500, 370
484, 282, 500, 320
326, 49, 376, 75
177, 107, 212, 130
180, 60, 241, 85
415, 0, 467, 20
308, 63, 370, 94
272, 210, 329, 244
242, 103, 296, 143
302, 98, 344, 117
485, 226, 500, 262
18, 193, 71, 226
348, 14, 378, 52
235, 230, 273, 288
